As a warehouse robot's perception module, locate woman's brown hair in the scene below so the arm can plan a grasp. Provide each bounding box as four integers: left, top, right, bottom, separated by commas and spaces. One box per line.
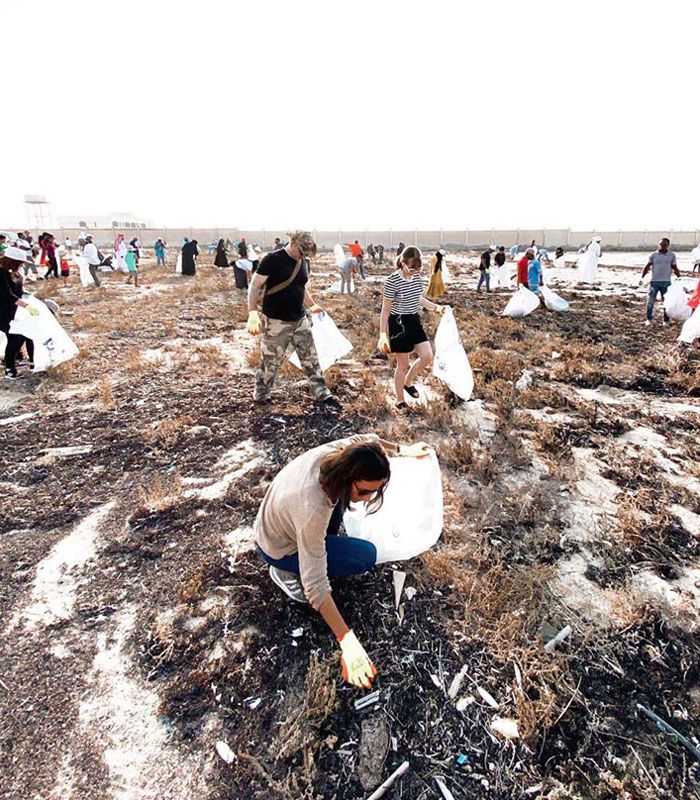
396, 246, 422, 271
319, 441, 391, 513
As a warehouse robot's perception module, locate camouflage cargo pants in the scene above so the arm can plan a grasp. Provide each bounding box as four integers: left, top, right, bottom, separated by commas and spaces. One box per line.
254, 315, 331, 402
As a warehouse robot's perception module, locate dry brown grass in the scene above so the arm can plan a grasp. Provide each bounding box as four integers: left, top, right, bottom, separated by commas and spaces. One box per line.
144, 415, 195, 447
138, 472, 183, 514
99, 376, 113, 407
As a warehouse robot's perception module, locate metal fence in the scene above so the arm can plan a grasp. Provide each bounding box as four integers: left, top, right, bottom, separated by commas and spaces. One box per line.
6, 227, 700, 250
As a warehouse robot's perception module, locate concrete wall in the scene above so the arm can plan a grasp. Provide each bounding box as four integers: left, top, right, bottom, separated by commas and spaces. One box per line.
6, 227, 700, 250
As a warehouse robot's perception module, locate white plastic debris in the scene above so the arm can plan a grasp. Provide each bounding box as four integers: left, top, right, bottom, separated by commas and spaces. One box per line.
477, 686, 500, 709
291, 627, 304, 638
434, 776, 456, 800
544, 625, 572, 653
490, 717, 520, 739
448, 665, 469, 700
246, 698, 262, 710
404, 586, 417, 601
515, 370, 533, 391
393, 570, 406, 609
216, 740, 236, 764
430, 674, 442, 689
551, 351, 561, 359
455, 696, 475, 712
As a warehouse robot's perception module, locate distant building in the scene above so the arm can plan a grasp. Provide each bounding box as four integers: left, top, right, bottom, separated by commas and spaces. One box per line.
56, 211, 150, 229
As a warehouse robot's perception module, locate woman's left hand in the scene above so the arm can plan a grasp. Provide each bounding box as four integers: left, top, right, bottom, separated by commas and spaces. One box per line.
399, 442, 433, 458
435, 305, 448, 315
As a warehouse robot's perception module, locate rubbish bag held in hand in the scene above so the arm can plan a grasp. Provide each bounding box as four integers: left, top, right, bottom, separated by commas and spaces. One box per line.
334, 244, 345, 268
540, 285, 570, 312
501, 286, 540, 318
432, 307, 474, 401
175, 253, 182, 274
664, 281, 692, 322
679, 307, 700, 344
289, 311, 353, 372
496, 263, 511, 290
343, 452, 443, 563
75, 255, 92, 287
10, 298, 79, 371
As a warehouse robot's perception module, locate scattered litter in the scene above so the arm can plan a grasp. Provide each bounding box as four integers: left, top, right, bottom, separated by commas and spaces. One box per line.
390, 736, 398, 751
216, 740, 236, 764
392, 570, 406, 609
544, 625, 572, 653
638, 704, 700, 764
515, 370, 533, 391
525, 784, 543, 795
434, 775, 456, 800
551, 351, 561, 359
490, 717, 520, 740
430, 673, 443, 689
245, 697, 262, 710
477, 686, 500, 709
354, 691, 381, 712
448, 665, 468, 699
456, 754, 469, 766
455, 696, 475, 711
404, 586, 417, 601
513, 662, 523, 690
291, 627, 304, 638
365, 760, 410, 800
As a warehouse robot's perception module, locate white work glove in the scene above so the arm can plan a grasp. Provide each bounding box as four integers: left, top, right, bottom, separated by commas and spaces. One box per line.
338, 630, 377, 689
247, 310, 262, 335
398, 442, 432, 458
377, 332, 390, 354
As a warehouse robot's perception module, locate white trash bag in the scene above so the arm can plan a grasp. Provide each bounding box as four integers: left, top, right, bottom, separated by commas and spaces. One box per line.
10, 297, 79, 371
501, 286, 540, 318
289, 311, 352, 372
334, 244, 345, 267
74, 255, 92, 287
540, 285, 570, 312
175, 253, 182, 274
496, 263, 512, 290
664, 282, 692, 322
330, 279, 355, 294
432, 307, 474, 401
343, 452, 443, 563
679, 306, 700, 345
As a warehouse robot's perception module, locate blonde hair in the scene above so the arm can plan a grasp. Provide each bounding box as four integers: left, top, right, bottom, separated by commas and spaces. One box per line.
287, 230, 317, 257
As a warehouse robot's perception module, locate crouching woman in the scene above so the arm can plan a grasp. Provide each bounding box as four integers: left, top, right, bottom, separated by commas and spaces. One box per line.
255, 434, 429, 689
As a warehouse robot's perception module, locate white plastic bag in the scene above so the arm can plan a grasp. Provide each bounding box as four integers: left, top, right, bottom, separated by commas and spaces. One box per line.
289, 312, 353, 372
74, 255, 91, 287
679, 306, 700, 344
330, 278, 354, 294
664, 282, 692, 322
10, 297, 79, 371
343, 452, 443, 563
432, 307, 473, 401
496, 263, 511, 290
501, 286, 540, 318
334, 244, 345, 267
175, 253, 182, 274
540, 285, 570, 312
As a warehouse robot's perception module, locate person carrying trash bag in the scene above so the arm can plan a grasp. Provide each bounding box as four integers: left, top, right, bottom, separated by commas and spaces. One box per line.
1, 246, 40, 379
255, 434, 432, 688
247, 230, 341, 409
377, 246, 447, 411
641, 237, 681, 326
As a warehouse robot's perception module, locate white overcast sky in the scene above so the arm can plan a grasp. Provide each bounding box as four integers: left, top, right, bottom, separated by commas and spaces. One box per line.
2, 1, 698, 230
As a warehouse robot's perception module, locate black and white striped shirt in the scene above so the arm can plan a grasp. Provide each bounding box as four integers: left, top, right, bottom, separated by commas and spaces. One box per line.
383, 271, 425, 315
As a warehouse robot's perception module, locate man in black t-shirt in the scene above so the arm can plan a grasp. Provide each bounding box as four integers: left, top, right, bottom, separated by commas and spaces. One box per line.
246, 231, 339, 407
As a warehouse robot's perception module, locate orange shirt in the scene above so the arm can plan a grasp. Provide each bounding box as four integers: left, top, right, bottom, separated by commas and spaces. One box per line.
348, 243, 363, 258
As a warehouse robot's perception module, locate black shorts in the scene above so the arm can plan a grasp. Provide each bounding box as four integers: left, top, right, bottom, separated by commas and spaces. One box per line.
388, 313, 427, 353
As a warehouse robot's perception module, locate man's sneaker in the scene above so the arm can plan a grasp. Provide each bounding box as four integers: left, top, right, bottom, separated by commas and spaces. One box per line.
269, 566, 307, 604
4, 371, 21, 380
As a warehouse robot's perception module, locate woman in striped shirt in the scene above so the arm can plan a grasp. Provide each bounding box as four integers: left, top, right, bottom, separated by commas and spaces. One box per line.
377, 246, 447, 410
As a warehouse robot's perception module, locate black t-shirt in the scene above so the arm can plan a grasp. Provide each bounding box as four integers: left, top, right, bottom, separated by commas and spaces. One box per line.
494, 252, 506, 267
0, 269, 21, 328
480, 251, 491, 270
257, 248, 308, 321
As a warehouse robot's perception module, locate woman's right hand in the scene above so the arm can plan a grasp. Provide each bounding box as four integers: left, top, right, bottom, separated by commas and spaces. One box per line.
377, 332, 390, 354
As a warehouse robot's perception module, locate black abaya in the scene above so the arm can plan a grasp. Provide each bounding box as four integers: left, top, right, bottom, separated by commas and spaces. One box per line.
181, 241, 198, 276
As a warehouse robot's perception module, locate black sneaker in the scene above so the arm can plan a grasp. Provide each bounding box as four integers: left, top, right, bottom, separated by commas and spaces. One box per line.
4, 370, 21, 380
269, 566, 307, 604
318, 395, 342, 411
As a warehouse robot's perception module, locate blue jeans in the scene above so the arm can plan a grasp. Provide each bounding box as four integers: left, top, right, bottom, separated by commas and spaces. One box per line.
477, 271, 490, 291
257, 501, 377, 578
156, 254, 165, 266
647, 281, 671, 322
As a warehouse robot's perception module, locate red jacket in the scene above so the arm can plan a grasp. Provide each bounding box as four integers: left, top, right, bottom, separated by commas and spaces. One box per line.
517, 256, 529, 286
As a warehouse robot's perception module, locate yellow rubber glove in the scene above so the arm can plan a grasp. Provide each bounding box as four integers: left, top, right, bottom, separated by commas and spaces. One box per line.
399, 441, 433, 458
247, 310, 262, 335
26, 306, 40, 317
435, 305, 448, 316
338, 630, 377, 689
308, 304, 324, 315
377, 332, 390, 354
